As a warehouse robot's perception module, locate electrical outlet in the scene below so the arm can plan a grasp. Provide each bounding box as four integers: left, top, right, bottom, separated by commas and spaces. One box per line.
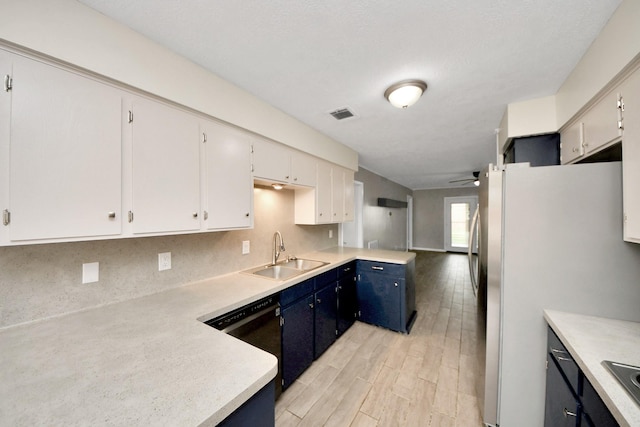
329, 229, 333, 238
242, 240, 250, 255
158, 252, 171, 271
82, 262, 99, 284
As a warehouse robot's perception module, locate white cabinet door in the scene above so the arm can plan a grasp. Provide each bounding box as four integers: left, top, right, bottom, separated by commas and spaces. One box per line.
331, 166, 345, 223
290, 151, 317, 187
8, 55, 122, 241
316, 161, 332, 223
0, 51, 11, 244
582, 90, 623, 155
343, 169, 355, 222
252, 138, 290, 183
130, 97, 200, 234
622, 68, 640, 243
202, 120, 252, 230
560, 120, 584, 164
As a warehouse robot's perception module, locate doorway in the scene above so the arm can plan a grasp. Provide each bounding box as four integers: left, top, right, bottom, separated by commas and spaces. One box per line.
444, 196, 478, 253
340, 181, 364, 248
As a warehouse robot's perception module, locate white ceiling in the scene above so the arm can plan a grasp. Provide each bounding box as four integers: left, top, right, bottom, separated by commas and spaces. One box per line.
77, 0, 621, 189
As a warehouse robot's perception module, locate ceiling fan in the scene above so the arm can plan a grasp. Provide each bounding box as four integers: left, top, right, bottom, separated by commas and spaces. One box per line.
449, 171, 480, 186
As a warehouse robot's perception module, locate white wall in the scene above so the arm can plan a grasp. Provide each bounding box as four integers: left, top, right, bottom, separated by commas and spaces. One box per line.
354, 168, 413, 251
413, 187, 480, 251
0, 0, 358, 171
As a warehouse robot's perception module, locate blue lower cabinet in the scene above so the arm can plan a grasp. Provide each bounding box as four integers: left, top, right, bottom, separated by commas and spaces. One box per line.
217, 380, 275, 427
314, 283, 337, 359
281, 294, 314, 389
356, 260, 416, 334
337, 275, 358, 336
544, 354, 580, 427
357, 270, 403, 332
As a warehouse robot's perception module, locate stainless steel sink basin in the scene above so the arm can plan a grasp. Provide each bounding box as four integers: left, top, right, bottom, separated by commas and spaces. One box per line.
243, 258, 328, 281
250, 265, 302, 280
603, 360, 640, 405
279, 258, 328, 271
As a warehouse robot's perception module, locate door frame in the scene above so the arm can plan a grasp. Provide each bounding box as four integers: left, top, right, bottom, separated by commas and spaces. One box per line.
406, 195, 413, 251
444, 196, 478, 253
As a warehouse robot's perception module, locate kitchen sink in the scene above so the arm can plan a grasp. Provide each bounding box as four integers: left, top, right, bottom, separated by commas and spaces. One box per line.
603, 360, 640, 406
243, 258, 328, 281
279, 258, 328, 271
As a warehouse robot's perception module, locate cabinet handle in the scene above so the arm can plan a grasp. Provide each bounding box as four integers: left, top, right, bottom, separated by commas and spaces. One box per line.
309, 303, 314, 309
582, 142, 589, 148
550, 348, 567, 354
107, 212, 116, 219
4, 74, 12, 92
294, 177, 298, 181
319, 213, 323, 217
317, 298, 321, 304
556, 356, 573, 362
394, 282, 398, 287
563, 408, 577, 418
192, 212, 198, 218
372, 266, 384, 271
572, 147, 579, 153
245, 212, 250, 217
285, 175, 290, 180
618, 120, 624, 130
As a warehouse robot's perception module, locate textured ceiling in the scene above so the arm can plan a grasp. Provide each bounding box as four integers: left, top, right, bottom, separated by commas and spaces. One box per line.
77, 0, 621, 189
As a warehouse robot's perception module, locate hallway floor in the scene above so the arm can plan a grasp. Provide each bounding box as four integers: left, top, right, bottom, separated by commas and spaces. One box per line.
275, 251, 484, 427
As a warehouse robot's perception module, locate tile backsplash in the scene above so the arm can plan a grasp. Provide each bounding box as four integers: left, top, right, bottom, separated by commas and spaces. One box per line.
0, 187, 337, 328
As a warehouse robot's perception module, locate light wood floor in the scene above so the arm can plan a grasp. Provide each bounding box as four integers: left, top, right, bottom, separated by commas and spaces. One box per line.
275, 251, 484, 427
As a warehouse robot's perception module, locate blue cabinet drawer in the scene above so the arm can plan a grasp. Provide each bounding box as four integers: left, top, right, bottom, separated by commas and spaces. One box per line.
314, 268, 338, 290
337, 261, 356, 279
357, 260, 405, 278
547, 327, 580, 395
281, 278, 314, 307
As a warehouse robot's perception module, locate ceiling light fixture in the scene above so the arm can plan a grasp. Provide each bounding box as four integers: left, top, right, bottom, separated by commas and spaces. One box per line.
384, 79, 427, 109
271, 183, 284, 190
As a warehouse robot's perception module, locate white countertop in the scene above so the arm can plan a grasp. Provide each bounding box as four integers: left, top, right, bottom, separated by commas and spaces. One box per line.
0, 247, 415, 426
544, 310, 640, 427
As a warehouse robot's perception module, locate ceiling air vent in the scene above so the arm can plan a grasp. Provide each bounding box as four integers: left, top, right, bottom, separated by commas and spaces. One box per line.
329, 108, 355, 120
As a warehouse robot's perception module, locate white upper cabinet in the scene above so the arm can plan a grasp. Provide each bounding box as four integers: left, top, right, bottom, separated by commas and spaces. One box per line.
581, 90, 623, 155
290, 151, 317, 187
252, 138, 290, 183
201, 120, 253, 230
343, 169, 355, 222
294, 161, 354, 225
5, 54, 122, 242
560, 120, 584, 164
561, 87, 624, 165
621, 67, 640, 243
331, 166, 345, 222
129, 96, 200, 234
252, 138, 317, 187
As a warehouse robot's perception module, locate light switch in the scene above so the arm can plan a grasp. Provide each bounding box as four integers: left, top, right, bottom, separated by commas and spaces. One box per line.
82, 262, 99, 284
329, 229, 333, 238
158, 252, 171, 271
242, 240, 250, 255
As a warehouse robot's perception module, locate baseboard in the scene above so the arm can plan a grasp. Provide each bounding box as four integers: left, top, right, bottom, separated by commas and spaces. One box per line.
410, 247, 446, 252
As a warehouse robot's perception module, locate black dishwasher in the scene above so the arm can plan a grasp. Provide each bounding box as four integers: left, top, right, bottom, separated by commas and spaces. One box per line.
204, 295, 282, 398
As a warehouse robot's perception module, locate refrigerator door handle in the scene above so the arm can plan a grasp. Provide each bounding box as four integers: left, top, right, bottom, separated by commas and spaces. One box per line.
468, 204, 480, 297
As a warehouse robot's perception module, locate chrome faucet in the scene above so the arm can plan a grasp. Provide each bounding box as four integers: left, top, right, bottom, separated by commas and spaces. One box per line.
272, 231, 285, 265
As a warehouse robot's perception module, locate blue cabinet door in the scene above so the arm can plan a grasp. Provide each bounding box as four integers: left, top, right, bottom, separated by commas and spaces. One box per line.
357, 271, 402, 332
314, 284, 337, 359
281, 294, 314, 389
337, 275, 357, 336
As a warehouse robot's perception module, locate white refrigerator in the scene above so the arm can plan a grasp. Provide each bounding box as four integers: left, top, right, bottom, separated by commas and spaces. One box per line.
473, 161, 640, 427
